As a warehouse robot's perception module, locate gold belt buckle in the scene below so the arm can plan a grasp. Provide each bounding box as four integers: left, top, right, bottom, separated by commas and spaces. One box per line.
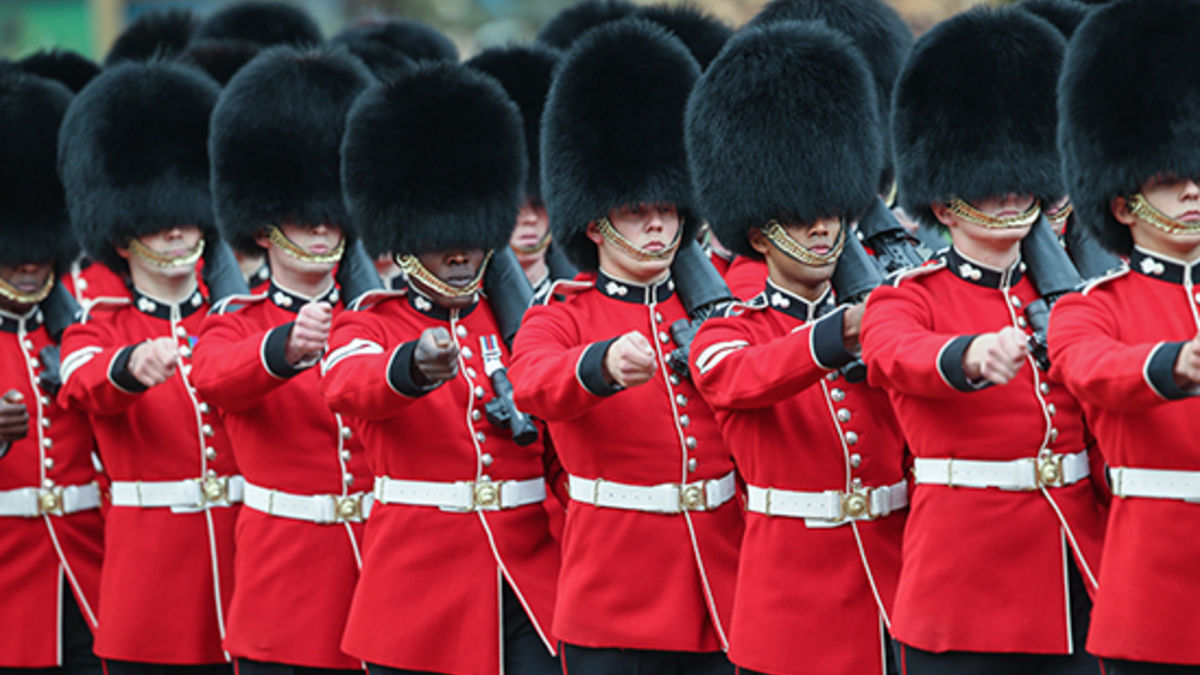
333, 494, 362, 522
680, 483, 706, 511
38, 486, 64, 516
201, 476, 228, 504
474, 480, 500, 509
841, 487, 872, 521
1037, 454, 1064, 488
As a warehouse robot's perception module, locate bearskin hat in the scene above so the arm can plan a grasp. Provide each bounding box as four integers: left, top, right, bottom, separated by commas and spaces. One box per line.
1060, 0, 1200, 256
342, 63, 525, 257
211, 47, 374, 256
0, 68, 76, 269
1018, 0, 1091, 38
331, 19, 457, 71
749, 0, 912, 196
104, 9, 198, 66
636, 5, 732, 70
192, 1, 322, 48
465, 44, 559, 203
16, 49, 100, 94
536, 0, 636, 49
58, 61, 220, 271
687, 21, 881, 259
181, 39, 262, 86
892, 7, 1065, 229
541, 18, 700, 271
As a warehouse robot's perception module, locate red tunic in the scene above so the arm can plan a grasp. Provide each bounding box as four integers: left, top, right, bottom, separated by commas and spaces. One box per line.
0, 307, 103, 668
692, 281, 907, 675
192, 282, 370, 669
1048, 247, 1200, 665
62, 259, 129, 304
723, 256, 768, 301
860, 247, 1105, 655
59, 287, 238, 664
509, 272, 743, 654
321, 289, 558, 675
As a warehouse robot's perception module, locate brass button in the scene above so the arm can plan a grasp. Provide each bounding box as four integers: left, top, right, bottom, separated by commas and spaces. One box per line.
340, 450, 352, 461
1017, 316, 1027, 328
1010, 295, 1022, 308
30, 358, 39, 369
461, 346, 473, 360
471, 409, 482, 422
658, 332, 670, 344
837, 409, 851, 423
679, 414, 690, 428
655, 312, 664, 323
466, 367, 477, 378
474, 386, 486, 398
176, 325, 188, 338
481, 453, 494, 467
1048, 428, 1059, 443
687, 458, 698, 472
202, 424, 214, 437
40, 417, 50, 429
850, 453, 862, 469
1039, 382, 1050, 395
669, 374, 681, 386
40, 396, 50, 406
206, 468, 217, 477
826, 372, 838, 381
830, 388, 845, 402
685, 436, 697, 450
199, 402, 211, 414
43, 478, 55, 488
343, 473, 354, 486
455, 325, 468, 338
1047, 403, 1057, 416
204, 447, 216, 460
179, 345, 192, 359
475, 431, 486, 443
675, 394, 688, 406
341, 427, 352, 439
23, 339, 34, 350
41, 438, 52, 449
844, 431, 858, 445
43, 457, 54, 469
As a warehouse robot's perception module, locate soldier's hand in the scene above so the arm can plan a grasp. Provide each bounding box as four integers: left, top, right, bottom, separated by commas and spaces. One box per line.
412, 326, 459, 385
963, 325, 1028, 385
1173, 333, 1200, 389
0, 389, 29, 443
842, 302, 866, 354
128, 337, 179, 388
286, 302, 333, 365
604, 330, 657, 389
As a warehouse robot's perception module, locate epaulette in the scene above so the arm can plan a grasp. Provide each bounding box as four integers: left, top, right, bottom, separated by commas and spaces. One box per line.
890, 256, 948, 287
79, 296, 131, 324
349, 288, 407, 312
535, 278, 593, 306
1081, 265, 1131, 296
209, 292, 268, 316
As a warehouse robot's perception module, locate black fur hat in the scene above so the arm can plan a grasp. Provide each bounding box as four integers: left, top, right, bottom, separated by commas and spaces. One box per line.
16, 49, 100, 93
0, 68, 77, 269
104, 9, 198, 66
342, 62, 525, 257
1060, 0, 1200, 255
749, 0, 912, 195
211, 46, 374, 256
331, 19, 457, 69
687, 21, 881, 259
181, 39, 262, 86
193, 1, 322, 48
58, 61, 220, 271
465, 44, 559, 203
892, 7, 1066, 229
636, 5, 732, 70
1017, 0, 1091, 38
536, 0, 636, 49
541, 18, 700, 272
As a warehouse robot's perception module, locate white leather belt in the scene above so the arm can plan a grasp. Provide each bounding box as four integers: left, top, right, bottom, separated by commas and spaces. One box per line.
567, 471, 737, 514
110, 475, 244, 509
1110, 467, 1200, 503
745, 480, 907, 527
244, 481, 372, 523
913, 450, 1089, 491
373, 475, 545, 512
0, 482, 101, 517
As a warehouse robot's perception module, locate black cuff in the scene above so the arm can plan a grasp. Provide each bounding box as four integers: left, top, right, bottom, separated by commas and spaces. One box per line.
262, 322, 307, 379
386, 341, 439, 398
577, 338, 623, 397
938, 334, 992, 393
811, 307, 856, 370
109, 344, 149, 394
1146, 341, 1194, 400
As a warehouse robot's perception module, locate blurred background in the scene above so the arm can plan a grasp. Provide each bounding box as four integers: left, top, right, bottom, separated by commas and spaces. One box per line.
0, 0, 1020, 62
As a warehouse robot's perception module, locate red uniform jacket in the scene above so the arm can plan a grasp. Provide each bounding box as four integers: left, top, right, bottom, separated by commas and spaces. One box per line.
0, 307, 103, 667
691, 282, 907, 675
193, 282, 370, 669
1048, 247, 1200, 665
860, 247, 1106, 655
63, 259, 129, 304
509, 272, 743, 653
321, 289, 558, 675
723, 257, 768, 301
59, 287, 238, 664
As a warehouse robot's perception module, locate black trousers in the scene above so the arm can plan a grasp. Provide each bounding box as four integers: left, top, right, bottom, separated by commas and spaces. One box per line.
1, 589, 102, 675
561, 643, 734, 675
1102, 660, 1200, 675
103, 663, 230, 675
366, 581, 556, 675
739, 626, 900, 675
235, 660, 361, 675
895, 555, 1099, 675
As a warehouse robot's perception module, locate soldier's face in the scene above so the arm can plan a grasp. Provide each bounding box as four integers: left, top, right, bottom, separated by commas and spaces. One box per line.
934, 193, 1035, 250
589, 202, 680, 283
261, 222, 344, 276
1115, 175, 1200, 260
750, 218, 841, 298
0, 261, 53, 313
510, 199, 550, 266
413, 248, 487, 308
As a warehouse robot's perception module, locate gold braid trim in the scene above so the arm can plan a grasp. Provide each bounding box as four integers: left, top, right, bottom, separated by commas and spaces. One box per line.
127, 237, 205, 268
511, 230, 552, 256
945, 197, 1041, 230
1127, 193, 1200, 235
762, 220, 845, 267
267, 226, 346, 264
396, 250, 493, 299
0, 271, 54, 305
1046, 201, 1074, 232
596, 216, 683, 262
883, 181, 899, 209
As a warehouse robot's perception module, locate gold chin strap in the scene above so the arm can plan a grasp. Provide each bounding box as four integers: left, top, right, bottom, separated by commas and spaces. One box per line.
945, 197, 1042, 230
883, 181, 899, 209
396, 250, 494, 299
762, 220, 846, 267
0, 271, 54, 306
595, 216, 683, 263
127, 236, 206, 268
267, 225, 346, 264
1126, 193, 1200, 235
1046, 200, 1074, 232
511, 230, 552, 256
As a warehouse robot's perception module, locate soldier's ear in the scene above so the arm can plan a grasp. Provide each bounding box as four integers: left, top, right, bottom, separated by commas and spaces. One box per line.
747, 227, 770, 257
930, 202, 957, 229
1110, 196, 1136, 228
585, 221, 603, 246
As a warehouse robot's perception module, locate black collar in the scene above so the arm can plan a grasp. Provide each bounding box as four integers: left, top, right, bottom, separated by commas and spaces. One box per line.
1129, 246, 1200, 285
268, 280, 339, 314
0, 306, 43, 334
761, 279, 836, 323
406, 287, 477, 321
131, 287, 205, 320
944, 247, 1024, 289
595, 270, 675, 305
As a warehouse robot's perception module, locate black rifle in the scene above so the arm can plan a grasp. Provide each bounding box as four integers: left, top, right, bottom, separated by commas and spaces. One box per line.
480, 246, 539, 446
1021, 215, 1084, 370
34, 280, 82, 396
202, 237, 252, 305
857, 196, 929, 275
335, 239, 384, 308
546, 242, 579, 283
1063, 217, 1123, 281
828, 233, 886, 382
666, 240, 735, 377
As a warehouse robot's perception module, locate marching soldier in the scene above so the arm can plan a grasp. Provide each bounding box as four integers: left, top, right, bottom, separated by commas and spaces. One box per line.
860, 7, 1106, 672
686, 21, 907, 675
0, 66, 103, 675
57, 61, 240, 675
322, 62, 560, 675
509, 19, 742, 673
191, 47, 375, 675
1051, 0, 1200, 671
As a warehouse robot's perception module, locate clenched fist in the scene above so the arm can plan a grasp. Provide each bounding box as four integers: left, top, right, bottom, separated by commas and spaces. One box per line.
604, 330, 658, 389
128, 337, 180, 388
1174, 333, 1200, 391
842, 302, 866, 353
963, 325, 1028, 386
412, 326, 460, 385
0, 389, 29, 444
285, 302, 333, 366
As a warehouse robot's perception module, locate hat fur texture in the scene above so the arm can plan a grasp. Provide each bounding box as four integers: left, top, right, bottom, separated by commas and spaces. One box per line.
331, 19, 457, 67
192, 1, 322, 48
636, 4, 732, 70
16, 49, 100, 94
105, 9, 198, 66
536, 0, 636, 49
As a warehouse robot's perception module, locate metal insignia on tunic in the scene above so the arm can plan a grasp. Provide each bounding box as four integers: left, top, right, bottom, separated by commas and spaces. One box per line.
957, 262, 983, 281
136, 297, 156, 313
1139, 256, 1166, 276
273, 291, 293, 307
604, 281, 628, 297
770, 291, 791, 308
413, 295, 432, 312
